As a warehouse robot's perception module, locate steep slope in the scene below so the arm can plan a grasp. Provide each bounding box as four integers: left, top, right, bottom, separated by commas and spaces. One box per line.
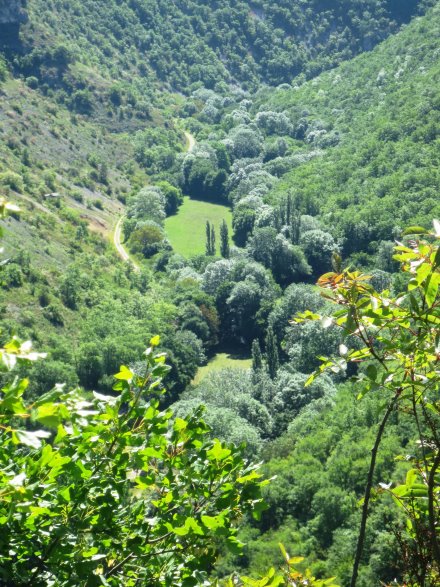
0, 72, 188, 399
0, 0, 27, 50
252, 1, 440, 259
18, 0, 434, 96
0, 3, 439, 584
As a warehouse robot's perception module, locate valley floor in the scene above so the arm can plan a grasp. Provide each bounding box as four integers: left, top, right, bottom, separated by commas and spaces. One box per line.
164, 196, 233, 258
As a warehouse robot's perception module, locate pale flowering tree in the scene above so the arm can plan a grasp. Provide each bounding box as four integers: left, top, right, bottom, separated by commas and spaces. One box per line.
202, 259, 235, 295
255, 110, 294, 136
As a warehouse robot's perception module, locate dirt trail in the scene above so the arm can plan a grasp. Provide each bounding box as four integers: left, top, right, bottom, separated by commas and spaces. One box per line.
184, 131, 196, 152
113, 216, 140, 272
112, 128, 195, 270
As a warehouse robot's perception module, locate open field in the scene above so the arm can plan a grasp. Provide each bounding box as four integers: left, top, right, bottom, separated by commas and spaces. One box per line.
164, 197, 232, 257
192, 352, 252, 385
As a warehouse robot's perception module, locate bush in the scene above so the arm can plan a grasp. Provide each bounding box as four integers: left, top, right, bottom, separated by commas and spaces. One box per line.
43, 302, 64, 326
129, 222, 165, 258
2, 264, 24, 288
0, 57, 7, 82
42, 170, 57, 191
25, 76, 39, 89
0, 171, 24, 193
70, 89, 93, 114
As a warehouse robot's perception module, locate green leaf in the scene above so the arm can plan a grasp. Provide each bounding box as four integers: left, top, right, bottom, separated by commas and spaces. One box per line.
402, 226, 429, 235
33, 403, 60, 429
55, 424, 68, 443
15, 429, 50, 448
279, 543, 289, 564
345, 308, 356, 334
201, 515, 225, 531
305, 371, 317, 387
82, 547, 99, 557
432, 249, 440, 274
226, 536, 244, 554
366, 364, 377, 381
406, 469, 418, 488
33, 387, 62, 407
114, 365, 133, 381
425, 273, 440, 307
1, 377, 28, 414
59, 486, 72, 503
237, 470, 261, 484
416, 263, 432, 284
207, 440, 231, 462
251, 500, 268, 521
174, 517, 204, 536
140, 446, 163, 459
173, 418, 188, 432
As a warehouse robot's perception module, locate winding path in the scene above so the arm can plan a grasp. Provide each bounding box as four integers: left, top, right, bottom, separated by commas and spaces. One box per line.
184, 131, 196, 152
112, 128, 195, 270
113, 216, 140, 272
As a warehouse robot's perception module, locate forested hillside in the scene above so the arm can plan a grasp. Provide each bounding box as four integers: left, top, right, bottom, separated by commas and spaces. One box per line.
256, 10, 440, 258
0, 0, 440, 585
15, 0, 435, 95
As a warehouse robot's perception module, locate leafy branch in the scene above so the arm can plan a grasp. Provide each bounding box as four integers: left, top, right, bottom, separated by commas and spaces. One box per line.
294, 220, 440, 586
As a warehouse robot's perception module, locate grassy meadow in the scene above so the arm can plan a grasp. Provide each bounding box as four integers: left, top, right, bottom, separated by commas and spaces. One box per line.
192, 352, 252, 385
165, 197, 233, 257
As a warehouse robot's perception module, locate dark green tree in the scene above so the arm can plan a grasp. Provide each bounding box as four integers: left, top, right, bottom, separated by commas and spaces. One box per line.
265, 326, 279, 380
206, 221, 216, 256
211, 223, 216, 257
205, 220, 212, 256
232, 207, 256, 247
251, 338, 263, 385
252, 338, 263, 373
220, 220, 230, 259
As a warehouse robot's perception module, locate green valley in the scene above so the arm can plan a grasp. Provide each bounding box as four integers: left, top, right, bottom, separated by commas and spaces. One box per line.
0, 1, 440, 586
192, 351, 252, 386
165, 197, 233, 258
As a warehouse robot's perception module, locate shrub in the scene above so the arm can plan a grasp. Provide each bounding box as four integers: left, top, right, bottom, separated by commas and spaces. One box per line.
2, 264, 24, 288
0, 171, 24, 193
129, 222, 165, 258
43, 302, 64, 326
25, 76, 39, 89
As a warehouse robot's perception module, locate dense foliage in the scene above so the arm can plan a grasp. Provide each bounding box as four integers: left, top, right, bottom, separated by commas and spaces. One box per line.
1, 1, 440, 585
19, 0, 433, 98
0, 334, 267, 586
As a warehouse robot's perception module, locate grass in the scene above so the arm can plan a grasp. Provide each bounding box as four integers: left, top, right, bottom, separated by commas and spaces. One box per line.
164, 197, 233, 257
192, 351, 252, 385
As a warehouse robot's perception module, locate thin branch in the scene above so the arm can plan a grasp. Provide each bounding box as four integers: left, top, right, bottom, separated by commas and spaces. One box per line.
106, 553, 135, 578
353, 312, 388, 370
412, 389, 429, 478
428, 451, 440, 570
350, 390, 400, 587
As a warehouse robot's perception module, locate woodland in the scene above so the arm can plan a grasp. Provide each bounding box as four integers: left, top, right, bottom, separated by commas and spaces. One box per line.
0, 1, 440, 586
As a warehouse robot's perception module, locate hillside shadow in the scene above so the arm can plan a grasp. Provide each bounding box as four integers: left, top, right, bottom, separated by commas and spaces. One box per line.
208, 343, 251, 362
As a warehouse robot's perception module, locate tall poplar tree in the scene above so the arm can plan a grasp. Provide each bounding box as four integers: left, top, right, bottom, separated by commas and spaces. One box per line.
265, 326, 279, 379
210, 223, 216, 256
205, 221, 212, 256
220, 219, 230, 258
251, 338, 263, 372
